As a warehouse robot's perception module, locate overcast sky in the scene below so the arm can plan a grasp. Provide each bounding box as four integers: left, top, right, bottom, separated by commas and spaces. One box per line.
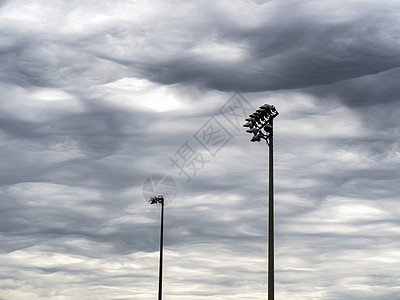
1, 0, 400, 299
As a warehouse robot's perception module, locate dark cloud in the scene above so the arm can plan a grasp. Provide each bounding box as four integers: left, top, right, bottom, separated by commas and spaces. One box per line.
3, 1, 399, 95
118, 1, 400, 94
305, 67, 400, 107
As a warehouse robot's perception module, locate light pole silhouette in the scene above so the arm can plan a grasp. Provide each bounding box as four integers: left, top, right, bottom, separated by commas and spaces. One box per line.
243, 104, 279, 300
149, 195, 165, 300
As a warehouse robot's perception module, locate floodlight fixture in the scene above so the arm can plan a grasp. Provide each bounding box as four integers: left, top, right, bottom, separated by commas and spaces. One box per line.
149, 195, 164, 205
244, 104, 278, 143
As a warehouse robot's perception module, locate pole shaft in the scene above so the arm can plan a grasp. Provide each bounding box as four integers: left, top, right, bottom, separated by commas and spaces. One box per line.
158, 202, 164, 300
268, 121, 274, 300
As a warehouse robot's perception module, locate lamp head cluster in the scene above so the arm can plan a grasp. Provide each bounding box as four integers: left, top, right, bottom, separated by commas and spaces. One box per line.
149, 195, 164, 205
243, 104, 278, 143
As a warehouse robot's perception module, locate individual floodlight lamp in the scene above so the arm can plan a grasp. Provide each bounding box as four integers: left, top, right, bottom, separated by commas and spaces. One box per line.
246, 127, 259, 135
243, 120, 254, 128
250, 133, 262, 142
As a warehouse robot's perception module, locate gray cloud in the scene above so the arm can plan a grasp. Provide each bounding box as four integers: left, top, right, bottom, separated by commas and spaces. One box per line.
3, 1, 399, 95
305, 68, 400, 108
110, 1, 400, 93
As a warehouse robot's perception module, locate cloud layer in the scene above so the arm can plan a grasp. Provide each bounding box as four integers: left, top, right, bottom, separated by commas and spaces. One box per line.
0, 0, 399, 299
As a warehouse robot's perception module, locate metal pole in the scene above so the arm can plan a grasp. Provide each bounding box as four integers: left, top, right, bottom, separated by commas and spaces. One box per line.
268, 120, 274, 300
158, 201, 164, 300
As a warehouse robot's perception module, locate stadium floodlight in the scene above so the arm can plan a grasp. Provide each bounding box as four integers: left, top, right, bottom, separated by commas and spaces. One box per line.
243, 104, 279, 300
148, 195, 165, 300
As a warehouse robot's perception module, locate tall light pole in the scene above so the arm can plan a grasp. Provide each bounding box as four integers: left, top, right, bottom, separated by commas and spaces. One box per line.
149, 195, 165, 300
243, 104, 279, 300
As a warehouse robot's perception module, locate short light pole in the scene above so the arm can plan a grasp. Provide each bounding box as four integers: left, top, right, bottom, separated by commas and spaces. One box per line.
149, 195, 165, 300
243, 104, 279, 300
